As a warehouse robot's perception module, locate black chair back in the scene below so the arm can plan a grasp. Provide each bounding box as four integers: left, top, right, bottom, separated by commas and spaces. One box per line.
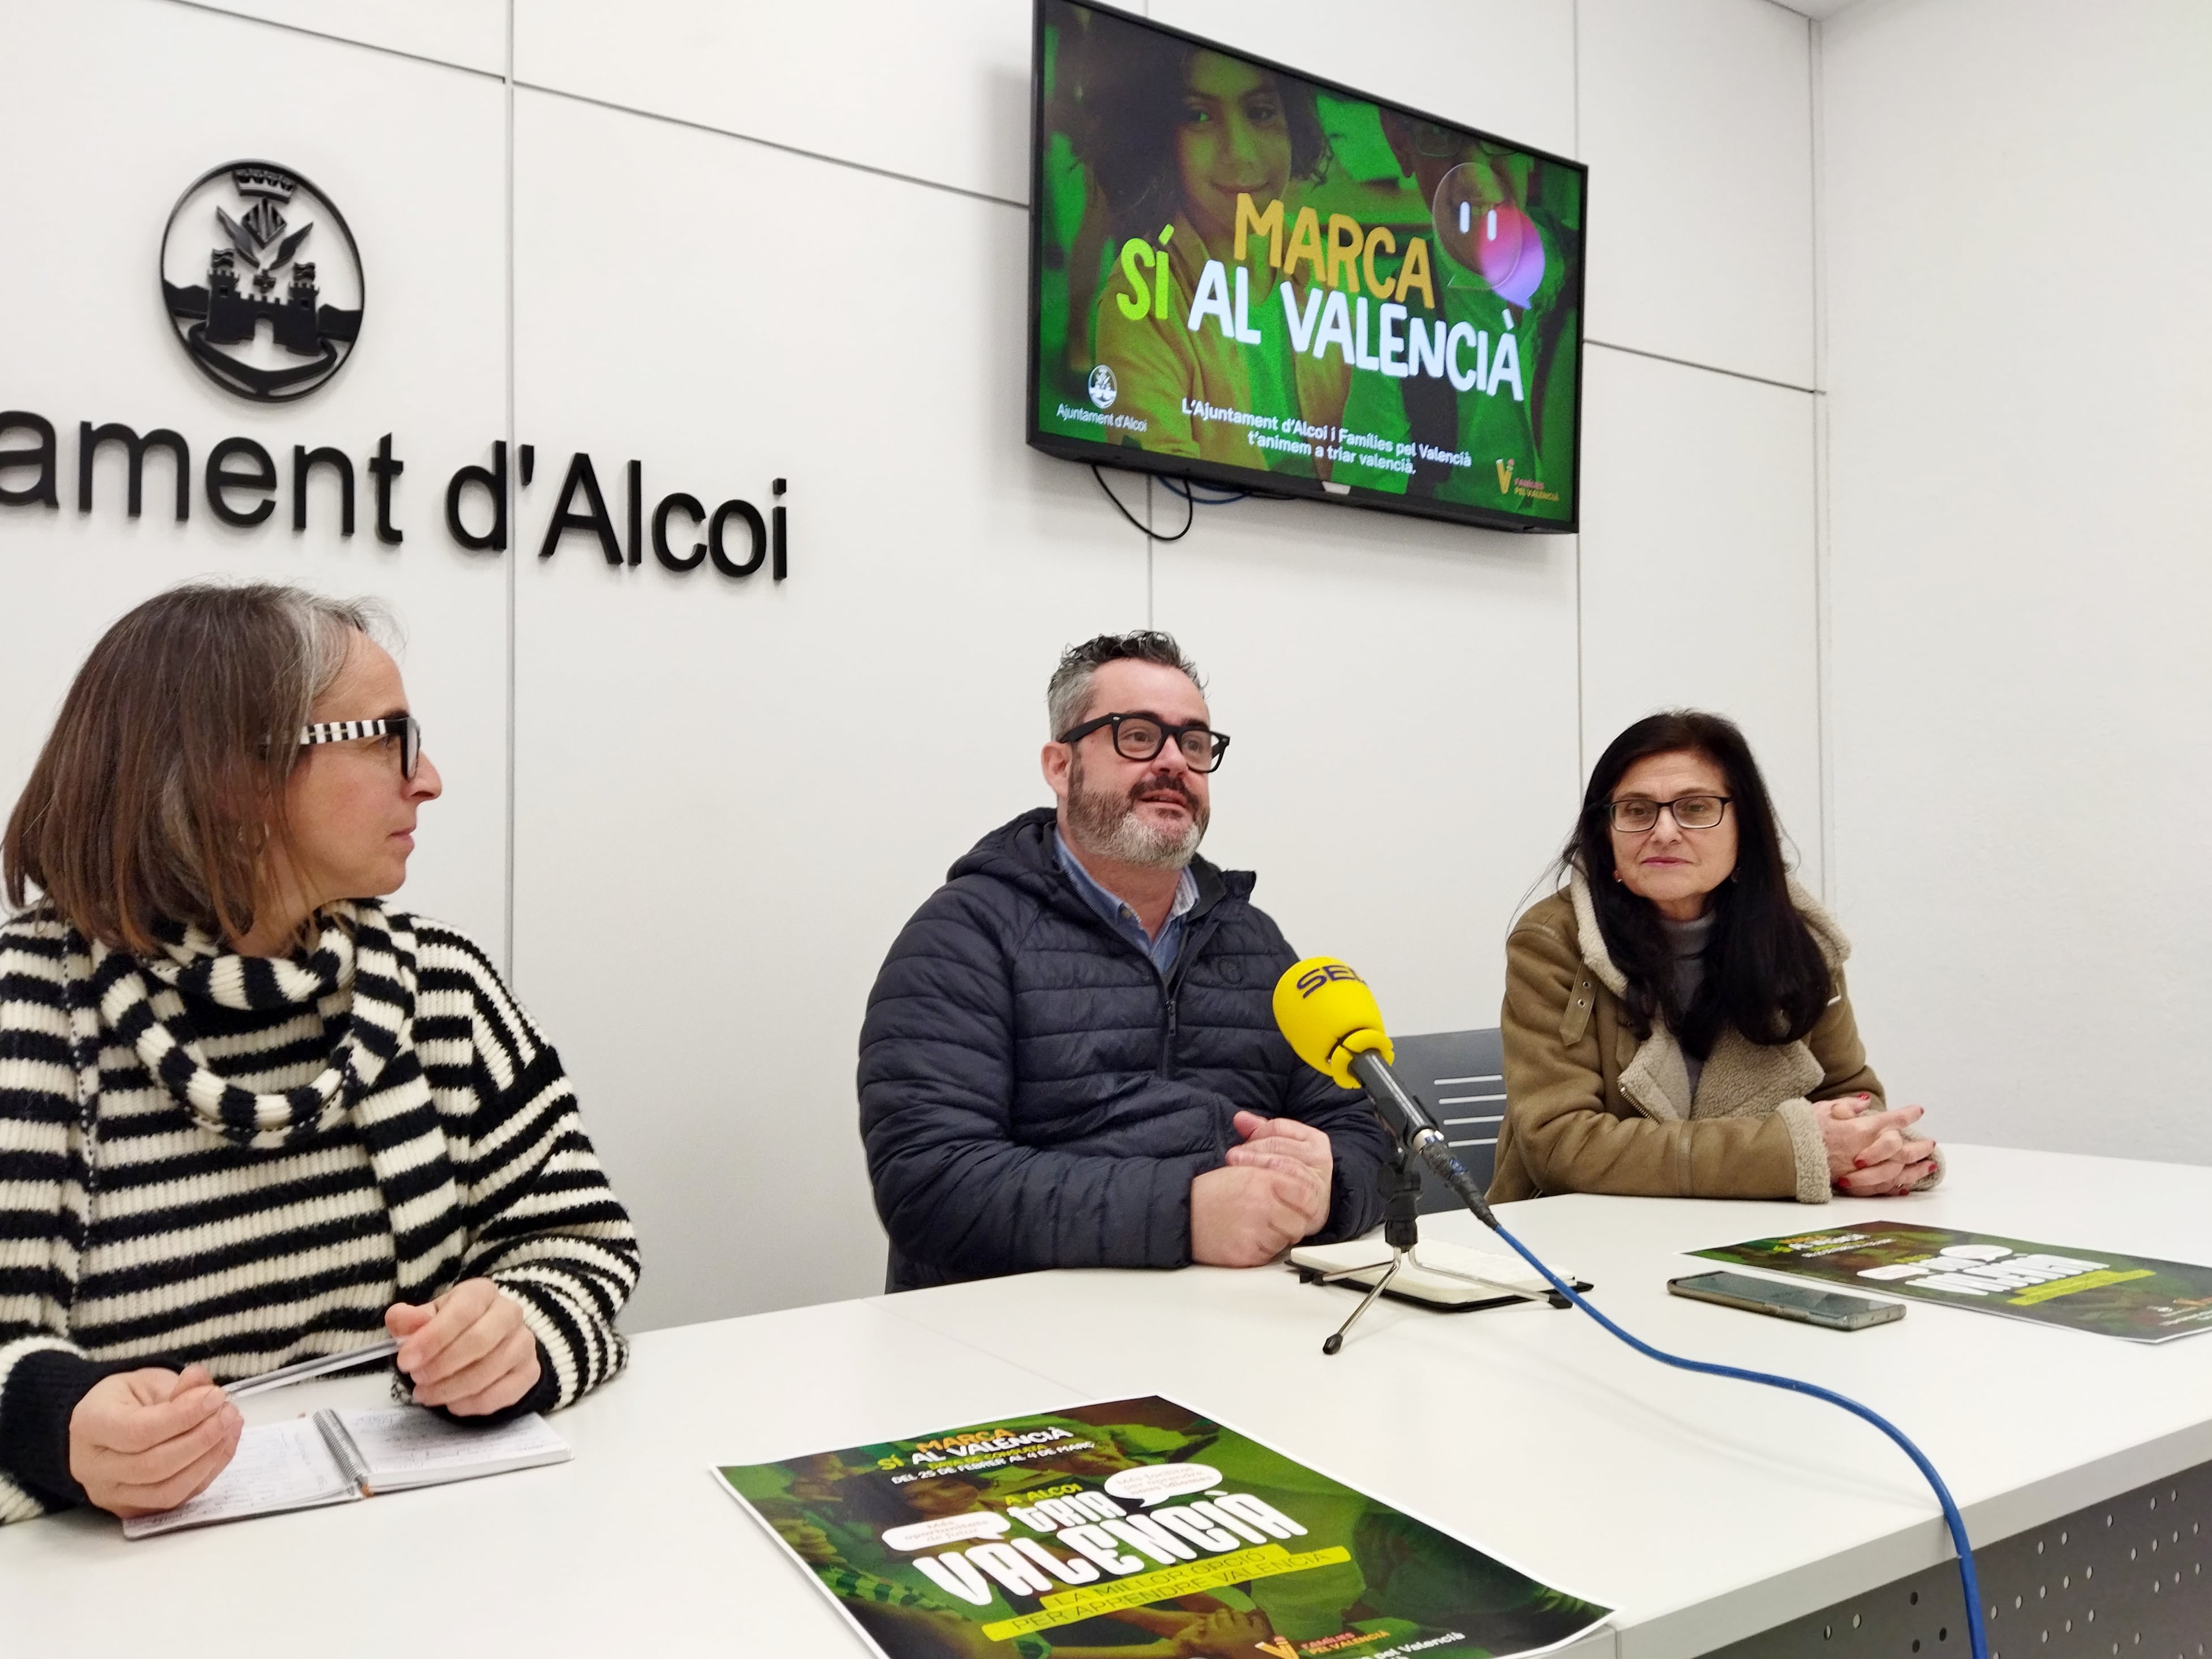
1381, 1029, 1506, 1215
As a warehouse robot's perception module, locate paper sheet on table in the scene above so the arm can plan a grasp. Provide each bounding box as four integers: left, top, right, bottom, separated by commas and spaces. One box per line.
121, 1418, 354, 1539
713, 1394, 1613, 1659
342, 1407, 570, 1489
1694, 1221, 2212, 1344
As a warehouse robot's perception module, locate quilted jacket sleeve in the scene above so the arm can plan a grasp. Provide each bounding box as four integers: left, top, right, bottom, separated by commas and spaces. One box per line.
1282, 1060, 1391, 1243
858, 884, 1220, 1281
1241, 918, 1390, 1243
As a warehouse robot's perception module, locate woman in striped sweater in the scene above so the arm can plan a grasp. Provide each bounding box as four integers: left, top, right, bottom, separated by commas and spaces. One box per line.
0, 583, 639, 1522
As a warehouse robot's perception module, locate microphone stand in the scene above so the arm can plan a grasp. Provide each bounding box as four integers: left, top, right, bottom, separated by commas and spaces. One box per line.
1306, 1050, 1576, 1355
1309, 1141, 1423, 1355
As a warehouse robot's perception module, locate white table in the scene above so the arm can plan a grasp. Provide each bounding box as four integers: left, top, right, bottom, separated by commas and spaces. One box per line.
7, 1144, 2212, 1657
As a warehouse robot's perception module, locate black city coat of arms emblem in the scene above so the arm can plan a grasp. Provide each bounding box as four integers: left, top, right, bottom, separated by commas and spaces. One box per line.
160, 161, 363, 402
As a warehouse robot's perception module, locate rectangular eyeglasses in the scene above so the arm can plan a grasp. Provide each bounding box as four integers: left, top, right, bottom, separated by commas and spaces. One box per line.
1601, 795, 1731, 832
299, 714, 425, 779
1057, 711, 1231, 773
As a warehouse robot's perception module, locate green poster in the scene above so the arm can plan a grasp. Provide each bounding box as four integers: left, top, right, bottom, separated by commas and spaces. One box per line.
713, 1395, 1609, 1659
1695, 1221, 2212, 1344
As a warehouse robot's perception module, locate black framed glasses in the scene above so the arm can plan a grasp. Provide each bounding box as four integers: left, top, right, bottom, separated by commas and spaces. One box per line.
1600, 795, 1731, 833
1058, 711, 1231, 773
1412, 121, 1471, 159
299, 714, 425, 779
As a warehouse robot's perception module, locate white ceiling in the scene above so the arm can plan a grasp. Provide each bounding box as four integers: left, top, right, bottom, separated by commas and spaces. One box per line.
1770, 0, 1864, 19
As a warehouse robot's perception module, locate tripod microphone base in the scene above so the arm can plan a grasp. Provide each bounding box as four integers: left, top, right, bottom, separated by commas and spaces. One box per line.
1319, 1248, 1407, 1354
1294, 1238, 1589, 1309
1301, 1111, 1588, 1351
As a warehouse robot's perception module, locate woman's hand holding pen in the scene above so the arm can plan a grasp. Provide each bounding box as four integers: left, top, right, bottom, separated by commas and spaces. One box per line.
386, 1278, 542, 1416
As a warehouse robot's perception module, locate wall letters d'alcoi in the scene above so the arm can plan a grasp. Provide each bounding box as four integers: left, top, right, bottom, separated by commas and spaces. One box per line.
0, 411, 789, 581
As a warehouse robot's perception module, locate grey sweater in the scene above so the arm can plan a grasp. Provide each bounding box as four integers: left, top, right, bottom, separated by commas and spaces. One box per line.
1661, 910, 1719, 1098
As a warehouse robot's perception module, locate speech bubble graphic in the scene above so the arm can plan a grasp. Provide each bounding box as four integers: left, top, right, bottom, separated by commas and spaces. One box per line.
1939, 1244, 2013, 1263
1432, 164, 1546, 309
881, 1512, 1012, 1553
1102, 1463, 1222, 1508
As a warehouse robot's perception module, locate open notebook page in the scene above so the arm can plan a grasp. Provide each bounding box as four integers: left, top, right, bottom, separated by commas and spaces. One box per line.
122, 1417, 356, 1539
338, 1407, 570, 1492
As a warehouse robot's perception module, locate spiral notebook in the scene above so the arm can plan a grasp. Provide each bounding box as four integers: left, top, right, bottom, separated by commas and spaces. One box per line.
122, 1406, 569, 1538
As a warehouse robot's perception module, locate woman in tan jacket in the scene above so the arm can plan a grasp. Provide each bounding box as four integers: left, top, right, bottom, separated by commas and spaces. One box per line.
1490, 710, 1939, 1205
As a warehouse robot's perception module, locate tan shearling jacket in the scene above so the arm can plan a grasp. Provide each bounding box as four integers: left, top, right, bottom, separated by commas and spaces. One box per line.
1489, 872, 1936, 1205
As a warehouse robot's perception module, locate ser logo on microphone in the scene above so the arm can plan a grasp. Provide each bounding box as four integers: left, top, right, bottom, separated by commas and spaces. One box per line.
1294, 963, 1363, 997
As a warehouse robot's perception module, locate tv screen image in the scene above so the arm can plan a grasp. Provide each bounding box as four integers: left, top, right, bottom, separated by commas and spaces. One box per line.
1029, 0, 1587, 534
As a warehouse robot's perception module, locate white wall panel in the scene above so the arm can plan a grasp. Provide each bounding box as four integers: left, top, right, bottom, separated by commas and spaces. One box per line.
514, 0, 1577, 212
515, 0, 1033, 203
1576, 0, 1815, 388
510, 91, 1146, 1329
1149, 502, 1582, 1041
1577, 347, 1822, 891
0, 0, 510, 952
1149, 0, 1578, 161
171, 0, 507, 75
1820, 0, 2212, 1161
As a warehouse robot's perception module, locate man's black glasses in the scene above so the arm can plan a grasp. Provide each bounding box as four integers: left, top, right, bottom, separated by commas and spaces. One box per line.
1058, 711, 1231, 773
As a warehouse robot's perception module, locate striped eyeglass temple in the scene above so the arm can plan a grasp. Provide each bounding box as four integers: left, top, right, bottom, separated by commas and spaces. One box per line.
298, 716, 423, 778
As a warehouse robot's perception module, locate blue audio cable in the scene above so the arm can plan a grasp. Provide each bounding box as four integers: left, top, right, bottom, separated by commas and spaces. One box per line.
1450, 1173, 1988, 1659
1294, 984, 1989, 1653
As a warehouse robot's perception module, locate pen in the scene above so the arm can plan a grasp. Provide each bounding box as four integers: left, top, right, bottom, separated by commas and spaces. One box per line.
224, 1337, 402, 1400
311, 1409, 376, 1498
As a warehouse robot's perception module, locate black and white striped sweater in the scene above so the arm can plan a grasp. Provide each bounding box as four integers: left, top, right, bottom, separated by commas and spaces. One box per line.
0, 901, 639, 1522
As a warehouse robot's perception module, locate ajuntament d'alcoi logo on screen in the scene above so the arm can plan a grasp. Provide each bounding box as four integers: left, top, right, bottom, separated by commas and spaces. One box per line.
0, 160, 788, 582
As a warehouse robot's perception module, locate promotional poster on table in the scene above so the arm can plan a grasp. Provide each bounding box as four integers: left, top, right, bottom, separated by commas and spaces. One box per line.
716, 1396, 1609, 1659
1028, 0, 1587, 533
1698, 1222, 2212, 1344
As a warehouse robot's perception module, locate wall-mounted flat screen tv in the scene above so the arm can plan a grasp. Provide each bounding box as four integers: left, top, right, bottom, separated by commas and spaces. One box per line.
1028, 0, 1587, 534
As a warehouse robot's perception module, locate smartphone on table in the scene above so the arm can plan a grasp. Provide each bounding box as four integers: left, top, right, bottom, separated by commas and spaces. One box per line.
1668, 1270, 1905, 1331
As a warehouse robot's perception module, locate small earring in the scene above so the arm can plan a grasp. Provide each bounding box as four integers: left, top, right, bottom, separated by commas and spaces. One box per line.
1612, 870, 1623, 883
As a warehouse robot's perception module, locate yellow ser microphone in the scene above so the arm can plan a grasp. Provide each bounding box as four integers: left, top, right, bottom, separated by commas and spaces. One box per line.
1272, 957, 1496, 1223
1271, 957, 1396, 1085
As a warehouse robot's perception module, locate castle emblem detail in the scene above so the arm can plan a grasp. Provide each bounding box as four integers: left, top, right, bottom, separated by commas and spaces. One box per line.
161, 161, 363, 402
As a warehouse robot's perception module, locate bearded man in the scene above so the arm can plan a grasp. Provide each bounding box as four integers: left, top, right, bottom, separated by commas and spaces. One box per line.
858, 632, 1390, 1291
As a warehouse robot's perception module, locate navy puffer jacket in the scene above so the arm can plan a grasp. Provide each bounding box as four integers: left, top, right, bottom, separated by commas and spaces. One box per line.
859, 808, 1391, 1291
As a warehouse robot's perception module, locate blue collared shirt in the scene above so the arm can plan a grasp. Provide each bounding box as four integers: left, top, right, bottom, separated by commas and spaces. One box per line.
1053, 829, 1199, 975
